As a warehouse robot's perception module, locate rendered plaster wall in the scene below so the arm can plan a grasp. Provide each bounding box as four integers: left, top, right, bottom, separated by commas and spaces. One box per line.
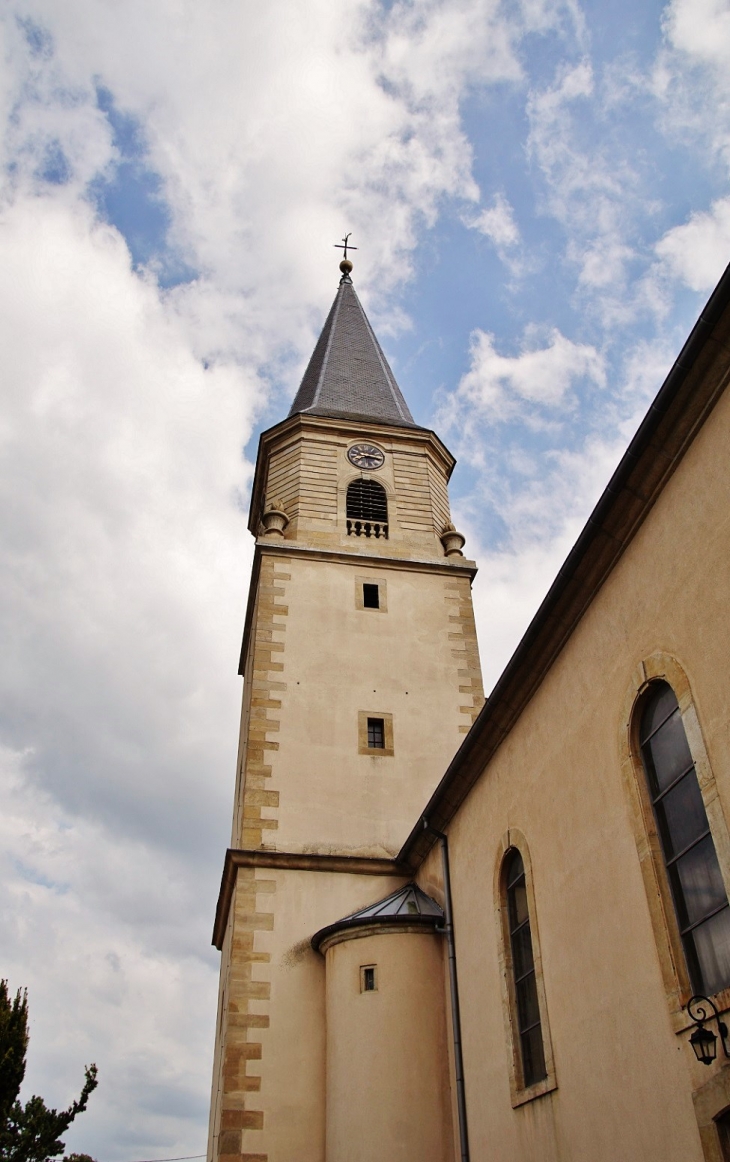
234, 550, 482, 858
324, 928, 454, 1162
213, 867, 407, 1162
419, 381, 730, 1160
213, 409, 482, 1161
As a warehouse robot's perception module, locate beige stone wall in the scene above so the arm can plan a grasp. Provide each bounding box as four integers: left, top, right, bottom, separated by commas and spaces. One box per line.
211, 867, 408, 1162
417, 383, 730, 1159
233, 550, 482, 857
233, 553, 290, 852
210, 404, 482, 1162
258, 415, 457, 559
323, 928, 454, 1162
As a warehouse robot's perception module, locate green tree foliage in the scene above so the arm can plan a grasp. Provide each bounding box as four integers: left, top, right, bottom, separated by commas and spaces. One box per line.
0, 981, 98, 1162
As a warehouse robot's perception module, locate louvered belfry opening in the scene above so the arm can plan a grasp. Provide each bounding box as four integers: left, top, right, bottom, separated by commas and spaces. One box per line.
346, 479, 388, 539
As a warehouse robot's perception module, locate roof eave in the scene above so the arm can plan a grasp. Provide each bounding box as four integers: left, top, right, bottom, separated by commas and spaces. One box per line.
399, 259, 730, 871
311, 911, 442, 954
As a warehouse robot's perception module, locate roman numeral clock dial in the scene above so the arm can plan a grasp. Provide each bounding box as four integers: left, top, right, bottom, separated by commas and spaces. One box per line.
347, 443, 385, 470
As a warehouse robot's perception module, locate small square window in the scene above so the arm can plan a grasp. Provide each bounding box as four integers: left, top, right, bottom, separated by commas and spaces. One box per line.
367, 718, 385, 749
363, 583, 379, 609
360, 965, 377, 992
358, 711, 394, 756
355, 576, 387, 612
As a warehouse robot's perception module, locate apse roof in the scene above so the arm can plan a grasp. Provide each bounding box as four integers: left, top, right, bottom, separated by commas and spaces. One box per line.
288, 274, 417, 428
311, 882, 443, 952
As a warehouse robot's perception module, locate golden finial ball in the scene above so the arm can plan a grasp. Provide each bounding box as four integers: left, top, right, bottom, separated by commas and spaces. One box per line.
339, 258, 353, 275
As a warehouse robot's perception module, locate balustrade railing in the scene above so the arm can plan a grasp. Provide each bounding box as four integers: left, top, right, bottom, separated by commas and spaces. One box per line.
347, 520, 388, 539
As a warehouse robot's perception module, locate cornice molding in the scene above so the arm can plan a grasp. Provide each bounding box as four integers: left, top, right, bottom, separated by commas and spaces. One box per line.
212, 848, 408, 949
314, 918, 441, 955
238, 542, 477, 674
248, 412, 455, 537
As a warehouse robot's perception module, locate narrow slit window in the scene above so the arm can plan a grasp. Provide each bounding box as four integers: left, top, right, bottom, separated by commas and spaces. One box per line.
367, 718, 385, 749
363, 583, 380, 609
361, 965, 377, 992
505, 849, 547, 1089
639, 681, 730, 995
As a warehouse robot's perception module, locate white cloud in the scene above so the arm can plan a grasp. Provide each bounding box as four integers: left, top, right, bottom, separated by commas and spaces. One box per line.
0, 0, 726, 1154
456, 427, 628, 690
0, 1, 557, 1155
9, 0, 524, 326
663, 0, 730, 67
653, 0, 730, 177
471, 194, 520, 248
525, 58, 648, 308
0, 190, 251, 1157
0, 744, 217, 1157
448, 326, 605, 424
655, 196, 730, 293
577, 236, 636, 289
465, 192, 525, 271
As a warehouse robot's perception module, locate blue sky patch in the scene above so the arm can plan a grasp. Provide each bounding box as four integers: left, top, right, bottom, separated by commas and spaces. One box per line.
91, 87, 196, 287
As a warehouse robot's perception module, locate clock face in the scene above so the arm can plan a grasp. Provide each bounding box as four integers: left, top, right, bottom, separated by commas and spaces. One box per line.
347, 442, 385, 470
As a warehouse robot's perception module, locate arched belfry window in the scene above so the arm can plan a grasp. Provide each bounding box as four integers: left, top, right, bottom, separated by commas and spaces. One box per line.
346, 479, 388, 539
504, 849, 547, 1089
639, 681, 730, 995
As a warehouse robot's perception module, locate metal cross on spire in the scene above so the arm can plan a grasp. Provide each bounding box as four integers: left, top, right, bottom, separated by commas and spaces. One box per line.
334, 233, 358, 261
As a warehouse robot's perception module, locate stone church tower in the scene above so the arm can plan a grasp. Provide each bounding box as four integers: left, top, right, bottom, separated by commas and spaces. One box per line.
207, 256, 483, 1162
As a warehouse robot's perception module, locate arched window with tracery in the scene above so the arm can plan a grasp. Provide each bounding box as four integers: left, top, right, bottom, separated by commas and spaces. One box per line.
346, 479, 388, 539
504, 848, 547, 1089
639, 681, 730, 995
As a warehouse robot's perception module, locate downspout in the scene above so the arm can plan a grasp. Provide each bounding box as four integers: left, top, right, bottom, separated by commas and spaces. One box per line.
423, 818, 470, 1162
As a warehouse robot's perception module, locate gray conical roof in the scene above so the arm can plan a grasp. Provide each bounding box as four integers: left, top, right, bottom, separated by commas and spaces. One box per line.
311, 882, 443, 951
289, 277, 416, 427
343, 883, 443, 921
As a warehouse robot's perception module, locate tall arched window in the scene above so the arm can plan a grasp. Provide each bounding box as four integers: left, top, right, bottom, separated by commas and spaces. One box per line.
346, 479, 388, 539
639, 681, 730, 995
504, 849, 547, 1088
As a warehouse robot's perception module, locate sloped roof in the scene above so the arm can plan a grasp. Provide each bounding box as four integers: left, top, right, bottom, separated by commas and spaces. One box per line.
289, 276, 416, 427
399, 258, 730, 872
311, 882, 443, 951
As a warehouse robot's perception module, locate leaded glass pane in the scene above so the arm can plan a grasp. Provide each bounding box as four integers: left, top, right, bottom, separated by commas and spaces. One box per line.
691, 907, 730, 998
367, 718, 384, 748
505, 849, 547, 1088
639, 682, 730, 995
520, 1025, 547, 1089
643, 709, 694, 793
655, 774, 708, 859
640, 683, 678, 744
516, 971, 541, 1031
511, 922, 535, 980
674, 835, 727, 928
508, 879, 529, 930
505, 850, 524, 890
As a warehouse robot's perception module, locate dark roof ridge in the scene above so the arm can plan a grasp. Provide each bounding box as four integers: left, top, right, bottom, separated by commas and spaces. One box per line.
350, 284, 412, 424
399, 259, 730, 871
307, 278, 345, 412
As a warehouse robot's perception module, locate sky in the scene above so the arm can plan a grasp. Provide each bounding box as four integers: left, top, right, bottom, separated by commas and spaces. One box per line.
1, 0, 730, 1158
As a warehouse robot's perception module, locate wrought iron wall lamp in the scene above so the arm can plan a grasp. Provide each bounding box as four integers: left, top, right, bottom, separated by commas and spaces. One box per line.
687, 995, 730, 1065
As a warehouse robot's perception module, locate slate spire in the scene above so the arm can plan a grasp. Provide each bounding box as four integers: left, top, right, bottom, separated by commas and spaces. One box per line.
289, 262, 416, 427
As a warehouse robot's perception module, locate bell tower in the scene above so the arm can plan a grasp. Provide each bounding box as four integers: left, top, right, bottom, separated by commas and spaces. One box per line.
207, 255, 483, 1162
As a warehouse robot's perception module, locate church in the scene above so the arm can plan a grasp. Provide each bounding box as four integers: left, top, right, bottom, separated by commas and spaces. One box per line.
206, 249, 730, 1162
